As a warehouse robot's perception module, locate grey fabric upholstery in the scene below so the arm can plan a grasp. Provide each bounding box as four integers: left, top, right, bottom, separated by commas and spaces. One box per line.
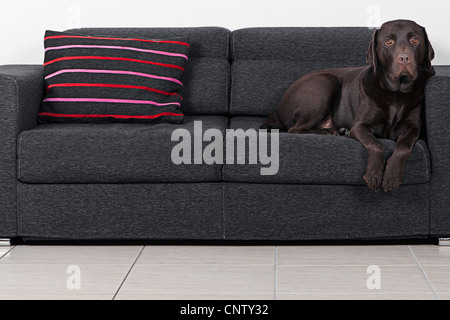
67, 27, 231, 115
18, 182, 430, 241
18, 116, 228, 183
0, 65, 44, 237
230, 28, 373, 116
224, 183, 429, 240
425, 66, 450, 236
18, 182, 223, 240
231, 27, 373, 62
223, 117, 430, 186
1, 27, 447, 241
66, 27, 231, 59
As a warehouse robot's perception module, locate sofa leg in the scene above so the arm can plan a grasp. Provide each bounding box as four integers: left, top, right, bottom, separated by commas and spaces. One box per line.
439, 238, 450, 246
0, 239, 11, 246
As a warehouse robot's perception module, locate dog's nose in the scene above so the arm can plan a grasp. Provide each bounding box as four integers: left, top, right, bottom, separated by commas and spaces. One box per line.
397, 54, 411, 65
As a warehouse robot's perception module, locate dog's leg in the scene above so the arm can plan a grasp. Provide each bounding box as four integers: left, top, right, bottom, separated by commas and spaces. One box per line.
278, 73, 341, 135
288, 113, 339, 135
382, 129, 419, 192
349, 124, 385, 192
261, 111, 286, 132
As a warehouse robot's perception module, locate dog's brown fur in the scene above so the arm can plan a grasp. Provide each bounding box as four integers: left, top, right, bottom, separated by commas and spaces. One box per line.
261, 20, 435, 192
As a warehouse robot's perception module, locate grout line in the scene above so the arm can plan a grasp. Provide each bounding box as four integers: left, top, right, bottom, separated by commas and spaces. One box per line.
274, 246, 277, 300
408, 245, 440, 300
0, 246, 16, 260
112, 246, 145, 301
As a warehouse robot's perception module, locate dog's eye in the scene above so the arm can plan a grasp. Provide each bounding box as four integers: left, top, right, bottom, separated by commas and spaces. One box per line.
385, 39, 394, 46
411, 37, 419, 44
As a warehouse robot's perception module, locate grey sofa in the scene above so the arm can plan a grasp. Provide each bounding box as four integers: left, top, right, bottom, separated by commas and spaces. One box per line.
1, 27, 449, 243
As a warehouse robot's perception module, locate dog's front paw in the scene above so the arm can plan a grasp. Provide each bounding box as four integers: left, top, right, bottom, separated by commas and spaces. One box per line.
382, 160, 403, 192
364, 165, 384, 192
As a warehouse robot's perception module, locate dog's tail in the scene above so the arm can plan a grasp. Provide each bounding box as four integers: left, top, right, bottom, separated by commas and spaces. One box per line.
260, 111, 286, 132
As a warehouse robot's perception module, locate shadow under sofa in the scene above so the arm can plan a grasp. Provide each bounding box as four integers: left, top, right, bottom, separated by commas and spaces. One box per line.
1, 27, 449, 243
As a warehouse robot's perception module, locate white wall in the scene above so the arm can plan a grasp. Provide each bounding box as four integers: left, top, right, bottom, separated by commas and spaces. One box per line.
1, 0, 449, 65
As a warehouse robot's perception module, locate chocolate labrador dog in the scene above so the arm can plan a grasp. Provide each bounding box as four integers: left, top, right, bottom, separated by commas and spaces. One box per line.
261, 20, 435, 192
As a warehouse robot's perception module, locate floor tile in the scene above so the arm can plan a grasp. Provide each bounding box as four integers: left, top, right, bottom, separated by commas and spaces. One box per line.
277, 266, 432, 294
119, 265, 274, 295
410, 245, 450, 266
137, 246, 274, 265
0, 247, 13, 259
0, 293, 113, 300
0, 244, 445, 300
0, 246, 143, 265
277, 246, 416, 266
421, 266, 450, 294
115, 293, 274, 300
0, 264, 130, 294
276, 293, 436, 300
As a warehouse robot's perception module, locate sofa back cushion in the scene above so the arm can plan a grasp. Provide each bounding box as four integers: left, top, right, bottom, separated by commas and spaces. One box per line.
66, 27, 231, 115
230, 27, 373, 116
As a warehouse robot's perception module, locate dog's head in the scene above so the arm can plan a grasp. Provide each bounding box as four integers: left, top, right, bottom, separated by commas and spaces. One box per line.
366, 20, 435, 92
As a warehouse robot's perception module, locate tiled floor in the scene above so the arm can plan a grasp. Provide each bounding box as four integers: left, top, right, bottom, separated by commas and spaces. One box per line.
0, 244, 448, 300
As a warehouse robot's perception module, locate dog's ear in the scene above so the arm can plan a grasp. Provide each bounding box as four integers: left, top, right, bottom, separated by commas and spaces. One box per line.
366, 29, 379, 75
421, 27, 435, 71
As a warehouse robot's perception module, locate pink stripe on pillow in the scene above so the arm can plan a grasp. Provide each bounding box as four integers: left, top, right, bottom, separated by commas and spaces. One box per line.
39, 112, 184, 119
45, 69, 183, 86
45, 45, 188, 60
43, 98, 181, 107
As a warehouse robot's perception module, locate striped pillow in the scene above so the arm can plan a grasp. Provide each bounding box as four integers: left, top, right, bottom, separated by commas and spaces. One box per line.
39, 30, 190, 123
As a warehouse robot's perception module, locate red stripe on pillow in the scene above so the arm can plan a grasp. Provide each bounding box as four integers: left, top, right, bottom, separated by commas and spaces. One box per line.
44, 35, 190, 47
38, 112, 183, 119
44, 56, 185, 70
46, 83, 183, 100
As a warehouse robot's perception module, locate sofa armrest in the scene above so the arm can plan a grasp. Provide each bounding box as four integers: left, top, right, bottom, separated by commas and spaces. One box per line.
425, 66, 450, 236
0, 65, 44, 237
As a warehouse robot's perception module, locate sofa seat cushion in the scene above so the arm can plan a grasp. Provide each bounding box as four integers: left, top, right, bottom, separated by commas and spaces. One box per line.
222, 117, 430, 185
18, 115, 228, 183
